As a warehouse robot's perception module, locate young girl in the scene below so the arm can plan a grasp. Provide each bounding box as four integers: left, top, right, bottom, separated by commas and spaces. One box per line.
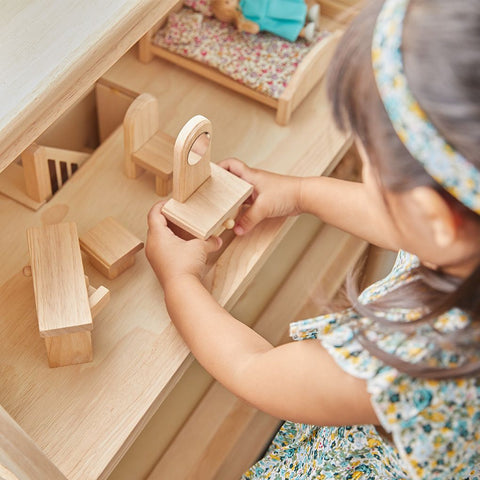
146, 0, 480, 477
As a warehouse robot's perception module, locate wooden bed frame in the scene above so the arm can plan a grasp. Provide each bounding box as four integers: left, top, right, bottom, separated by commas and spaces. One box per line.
138, 0, 352, 125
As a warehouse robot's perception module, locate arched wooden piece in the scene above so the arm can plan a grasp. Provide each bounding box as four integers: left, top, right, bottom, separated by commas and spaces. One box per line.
172, 115, 212, 202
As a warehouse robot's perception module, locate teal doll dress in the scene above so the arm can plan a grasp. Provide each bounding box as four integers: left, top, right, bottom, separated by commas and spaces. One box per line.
239, 0, 307, 42
242, 251, 480, 479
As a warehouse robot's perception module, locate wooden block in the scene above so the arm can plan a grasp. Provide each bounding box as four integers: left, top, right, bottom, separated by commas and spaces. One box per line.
163, 163, 253, 240
162, 116, 253, 239
44, 331, 93, 368
27, 222, 92, 337
79, 217, 144, 279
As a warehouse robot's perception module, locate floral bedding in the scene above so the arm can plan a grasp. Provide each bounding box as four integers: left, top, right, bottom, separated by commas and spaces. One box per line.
153, 7, 331, 99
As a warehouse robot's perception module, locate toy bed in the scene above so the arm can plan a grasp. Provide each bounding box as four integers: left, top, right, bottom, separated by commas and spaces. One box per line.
138, 0, 345, 125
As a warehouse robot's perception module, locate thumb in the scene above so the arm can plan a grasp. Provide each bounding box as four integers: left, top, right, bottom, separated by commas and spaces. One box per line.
202, 235, 223, 254
147, 201, 168, 233
234, 204, 265, 235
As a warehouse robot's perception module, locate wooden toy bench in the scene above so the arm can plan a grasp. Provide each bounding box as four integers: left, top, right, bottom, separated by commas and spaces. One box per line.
27, 222, 109, 367
138, 0, 347, 125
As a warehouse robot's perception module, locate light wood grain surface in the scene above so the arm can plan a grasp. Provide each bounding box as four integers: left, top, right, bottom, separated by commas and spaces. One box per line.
0, 0, 180, 173
0, 405, 67, 480
0, 49, 348, 479
27, 222, 92, 337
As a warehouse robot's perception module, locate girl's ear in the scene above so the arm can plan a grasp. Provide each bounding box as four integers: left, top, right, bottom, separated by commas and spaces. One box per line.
410, 186, 457, 248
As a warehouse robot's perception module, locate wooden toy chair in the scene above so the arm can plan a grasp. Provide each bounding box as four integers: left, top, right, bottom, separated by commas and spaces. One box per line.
123, 93, 174, 196
162, 115, 253, 239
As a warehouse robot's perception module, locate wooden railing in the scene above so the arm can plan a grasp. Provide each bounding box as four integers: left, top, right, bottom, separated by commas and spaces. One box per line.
0, 144, 90, 210
22, 144, 90, 202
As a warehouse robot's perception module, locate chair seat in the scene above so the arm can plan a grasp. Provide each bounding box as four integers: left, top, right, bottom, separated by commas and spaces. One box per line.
133, 130, 174, 178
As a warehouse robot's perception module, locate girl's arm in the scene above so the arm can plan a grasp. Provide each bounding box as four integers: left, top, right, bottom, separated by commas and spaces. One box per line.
220, 158, 400, 251
146, 205, 378, 426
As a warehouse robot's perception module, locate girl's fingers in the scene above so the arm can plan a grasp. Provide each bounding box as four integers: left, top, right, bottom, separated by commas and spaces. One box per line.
234, 203, 265, 236
147, 202, 168, 232
202, 235, 223, 254
219, 158, 255, 183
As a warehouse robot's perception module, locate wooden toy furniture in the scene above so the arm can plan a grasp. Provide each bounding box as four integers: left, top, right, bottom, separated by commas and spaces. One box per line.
0, 0, 366, 477
124, 93, 175, 196
0, 144, 90, 211
27, 222, 110, 367
79, 216, 144, 279
162, 115, 253, 239
138, 0, 347, 125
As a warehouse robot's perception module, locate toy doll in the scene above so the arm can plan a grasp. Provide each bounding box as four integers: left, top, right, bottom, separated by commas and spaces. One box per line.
211, 0, 320, 42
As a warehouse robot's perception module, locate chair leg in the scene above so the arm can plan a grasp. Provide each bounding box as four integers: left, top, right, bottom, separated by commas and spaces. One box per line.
155, 175, 172, 197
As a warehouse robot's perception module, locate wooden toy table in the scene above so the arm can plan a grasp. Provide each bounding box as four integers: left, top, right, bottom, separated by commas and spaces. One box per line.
0, 3, 365, 480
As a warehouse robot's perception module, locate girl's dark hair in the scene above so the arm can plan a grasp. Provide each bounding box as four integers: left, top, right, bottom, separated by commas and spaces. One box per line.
326, 0, 480, 378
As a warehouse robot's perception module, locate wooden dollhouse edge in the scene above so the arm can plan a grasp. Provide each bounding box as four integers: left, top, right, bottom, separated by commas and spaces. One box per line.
0, 405, 67, 480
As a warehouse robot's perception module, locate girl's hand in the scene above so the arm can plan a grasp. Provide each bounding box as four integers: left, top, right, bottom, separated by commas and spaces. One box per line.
220, 158, 303, 236
146, 202, 222, 288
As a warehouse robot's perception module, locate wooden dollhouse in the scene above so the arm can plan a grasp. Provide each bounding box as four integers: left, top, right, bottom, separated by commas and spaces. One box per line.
0, 1, 370, 479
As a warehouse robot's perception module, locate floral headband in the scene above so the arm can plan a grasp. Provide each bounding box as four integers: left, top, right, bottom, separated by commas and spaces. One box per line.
372, 0, 480, 215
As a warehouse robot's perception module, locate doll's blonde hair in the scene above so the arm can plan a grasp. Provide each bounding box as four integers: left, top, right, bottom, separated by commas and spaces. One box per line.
211, 0, 239, 24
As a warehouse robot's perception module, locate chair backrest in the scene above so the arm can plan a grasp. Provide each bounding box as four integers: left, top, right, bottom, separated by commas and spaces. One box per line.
172, 115, 212, 202
123, 93, 160, 178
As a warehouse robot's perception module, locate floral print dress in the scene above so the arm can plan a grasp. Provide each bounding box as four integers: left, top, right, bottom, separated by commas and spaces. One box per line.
243, 251, 480, 479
